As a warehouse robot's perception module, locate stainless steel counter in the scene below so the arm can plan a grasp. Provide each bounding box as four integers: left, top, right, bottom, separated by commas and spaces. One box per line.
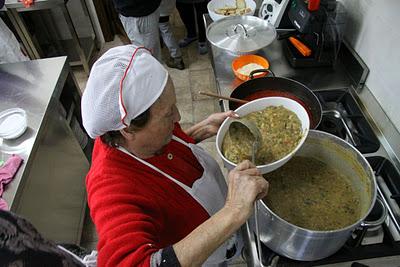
204, 14, 351, 113
1, 57, 68, 206
0, 57, 89, 244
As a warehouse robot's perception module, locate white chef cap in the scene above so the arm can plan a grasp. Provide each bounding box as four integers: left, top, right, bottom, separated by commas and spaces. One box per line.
81, 45, 168, 138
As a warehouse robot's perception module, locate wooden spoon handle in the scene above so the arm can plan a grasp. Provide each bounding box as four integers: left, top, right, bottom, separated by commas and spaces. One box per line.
199, 91, 249, 104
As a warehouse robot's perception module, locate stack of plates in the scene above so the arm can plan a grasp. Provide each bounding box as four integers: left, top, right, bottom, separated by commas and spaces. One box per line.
0, 108, 28, 140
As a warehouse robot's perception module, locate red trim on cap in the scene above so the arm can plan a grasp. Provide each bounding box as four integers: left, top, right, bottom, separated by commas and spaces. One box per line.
119, 46, 150, 127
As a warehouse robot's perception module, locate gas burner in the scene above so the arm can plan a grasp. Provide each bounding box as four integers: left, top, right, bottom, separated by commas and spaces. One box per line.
319, 110, 349, 141
315, 90, 380, 154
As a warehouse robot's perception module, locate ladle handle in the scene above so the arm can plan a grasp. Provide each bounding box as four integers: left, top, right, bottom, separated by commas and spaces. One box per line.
252, 142, 264, 266
198, 91, 249, 104
254, 200, 265, 267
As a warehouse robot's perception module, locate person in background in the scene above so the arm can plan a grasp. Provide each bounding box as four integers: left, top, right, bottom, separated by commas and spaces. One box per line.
112, 0, 162, 60
81, 45, 269, 266
0, 209, 96, 267
159, 0, 185, 70
176, 0, 210, 55
0, 0, 29, 64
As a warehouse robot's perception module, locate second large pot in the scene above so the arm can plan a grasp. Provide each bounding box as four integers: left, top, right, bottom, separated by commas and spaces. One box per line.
229, 71, 322, 129
257, 130, 378, 261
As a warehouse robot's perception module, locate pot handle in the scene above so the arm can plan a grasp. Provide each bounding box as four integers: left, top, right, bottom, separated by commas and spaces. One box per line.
360, 198, 388, 228
233, 23, 249, 38
349, 198, 388, 247
249, 69, 276, 80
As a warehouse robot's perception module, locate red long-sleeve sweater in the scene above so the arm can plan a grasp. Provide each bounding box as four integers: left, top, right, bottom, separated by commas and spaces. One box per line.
86, 124, 210, 266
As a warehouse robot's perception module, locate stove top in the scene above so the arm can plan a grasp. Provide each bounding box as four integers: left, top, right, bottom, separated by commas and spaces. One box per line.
246, 89, 400, 267
315, 89, 380, 154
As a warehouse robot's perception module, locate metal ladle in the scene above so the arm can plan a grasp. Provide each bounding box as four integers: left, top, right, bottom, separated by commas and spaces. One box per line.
228, 119, 264, 266
228, 118, 262, 157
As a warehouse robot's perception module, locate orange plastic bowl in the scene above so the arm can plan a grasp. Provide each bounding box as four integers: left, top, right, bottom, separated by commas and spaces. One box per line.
232, 54, 270, 81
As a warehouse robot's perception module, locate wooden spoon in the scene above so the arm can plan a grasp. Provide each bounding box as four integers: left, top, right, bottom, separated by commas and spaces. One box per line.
199, 91, 249, 105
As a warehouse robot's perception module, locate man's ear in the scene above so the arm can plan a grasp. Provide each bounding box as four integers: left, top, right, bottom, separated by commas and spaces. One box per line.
120, 127, 135, 141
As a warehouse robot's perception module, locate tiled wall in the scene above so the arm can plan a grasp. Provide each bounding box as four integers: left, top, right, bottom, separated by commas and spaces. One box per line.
340, 0, 400, 131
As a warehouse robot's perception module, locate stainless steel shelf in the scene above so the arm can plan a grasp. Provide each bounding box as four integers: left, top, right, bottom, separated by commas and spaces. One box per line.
4, 0, 98, 74
60, 36, 95, 66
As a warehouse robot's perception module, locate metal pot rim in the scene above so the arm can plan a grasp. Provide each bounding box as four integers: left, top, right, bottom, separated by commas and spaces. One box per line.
260, 129, 377, 234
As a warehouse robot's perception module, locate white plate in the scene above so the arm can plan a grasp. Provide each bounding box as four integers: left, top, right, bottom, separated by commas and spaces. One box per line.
208, 0, 256, 22
0, 108, 28, 139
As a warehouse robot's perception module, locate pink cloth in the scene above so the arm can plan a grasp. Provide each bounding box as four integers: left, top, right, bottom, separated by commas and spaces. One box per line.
0, 155, 23, 210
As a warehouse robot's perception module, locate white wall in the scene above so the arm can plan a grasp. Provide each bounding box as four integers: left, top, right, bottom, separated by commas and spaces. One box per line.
340, 0, 400, 131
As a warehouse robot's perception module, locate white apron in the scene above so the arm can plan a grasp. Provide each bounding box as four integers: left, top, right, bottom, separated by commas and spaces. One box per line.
118, 135, 243, 266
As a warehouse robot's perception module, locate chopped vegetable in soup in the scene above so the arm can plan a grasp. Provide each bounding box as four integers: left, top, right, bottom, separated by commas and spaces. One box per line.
263, 156, 362, 231
222, 106, 302, 165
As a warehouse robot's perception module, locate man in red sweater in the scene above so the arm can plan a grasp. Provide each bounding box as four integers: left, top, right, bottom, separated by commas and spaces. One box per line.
81, 45, 269, 267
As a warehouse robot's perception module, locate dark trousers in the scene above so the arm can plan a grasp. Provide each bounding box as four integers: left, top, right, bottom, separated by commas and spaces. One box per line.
176, 1, 209, 43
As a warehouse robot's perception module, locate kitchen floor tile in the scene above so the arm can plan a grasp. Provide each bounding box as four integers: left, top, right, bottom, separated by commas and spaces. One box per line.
187, 44, 213, 71
168, 68, 191, 88
190, 69, 217, 101
193, 99, 220, 124
175, 84, 192, 101
176, 87, 194, 125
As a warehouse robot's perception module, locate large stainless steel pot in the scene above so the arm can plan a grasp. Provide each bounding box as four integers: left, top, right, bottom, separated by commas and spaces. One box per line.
256, 130, 379, 261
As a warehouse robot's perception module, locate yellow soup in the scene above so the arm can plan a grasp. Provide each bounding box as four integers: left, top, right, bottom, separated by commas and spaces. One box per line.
263, 156, 362, 231
222, 106, 303, 165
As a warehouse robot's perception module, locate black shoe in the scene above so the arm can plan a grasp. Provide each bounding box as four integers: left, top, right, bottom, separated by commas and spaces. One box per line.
198, 42, 208, 55
166, 57, 185, 70
178, 36, 198, 48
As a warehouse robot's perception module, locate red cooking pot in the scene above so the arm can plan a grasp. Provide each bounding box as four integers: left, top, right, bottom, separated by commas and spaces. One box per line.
229, 69, 322, 129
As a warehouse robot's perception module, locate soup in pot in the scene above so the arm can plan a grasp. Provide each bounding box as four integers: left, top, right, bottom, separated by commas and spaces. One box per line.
263, 156, 362, 231
222, 106, 303, 165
